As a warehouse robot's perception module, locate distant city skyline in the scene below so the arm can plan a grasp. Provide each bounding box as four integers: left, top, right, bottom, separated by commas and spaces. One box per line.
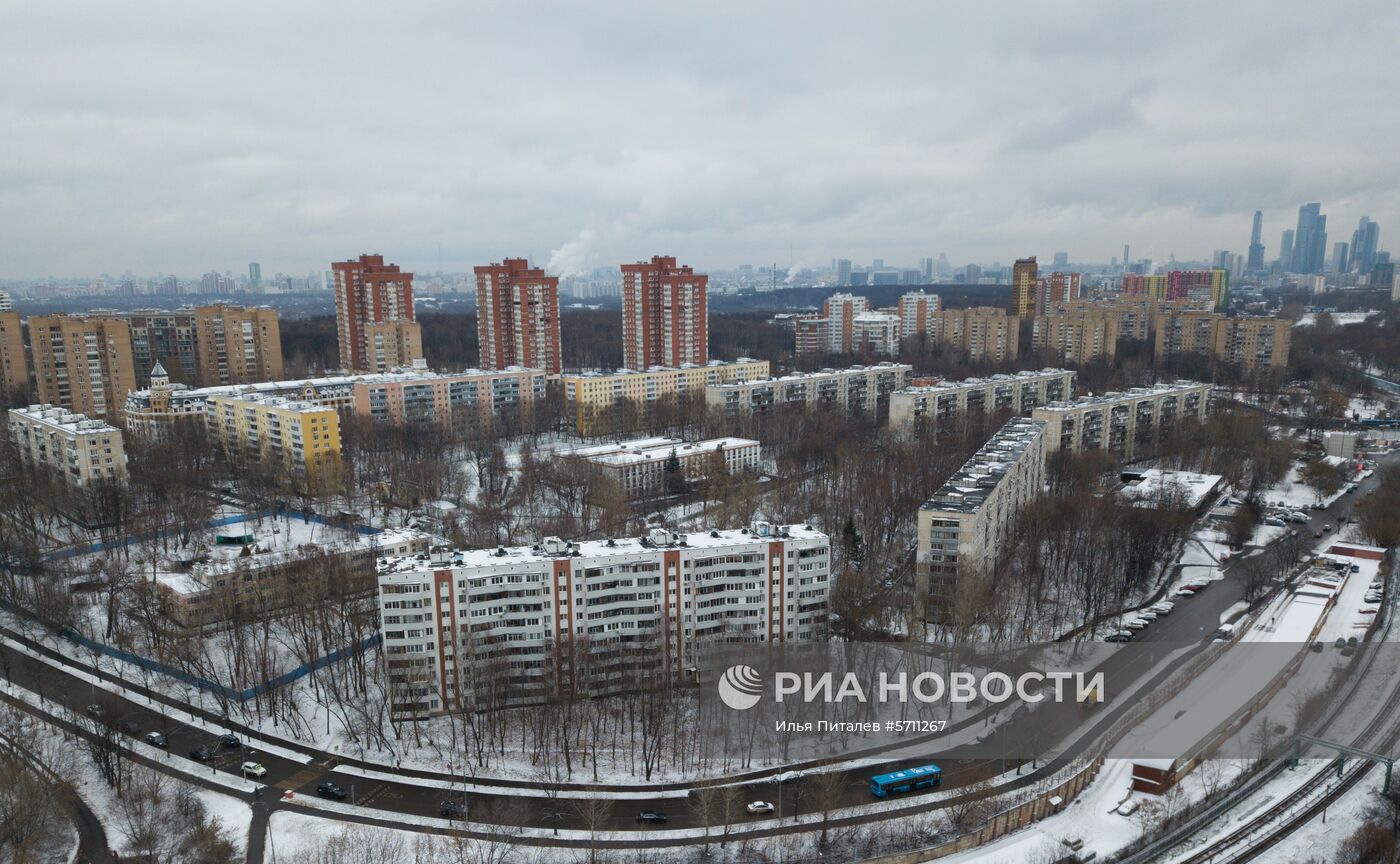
2, 2, 1398, 278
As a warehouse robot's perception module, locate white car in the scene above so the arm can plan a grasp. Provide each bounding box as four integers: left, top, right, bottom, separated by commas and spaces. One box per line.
1136, 611, 1158, 622
241, 762, 267, 778
1124, 619, 1150, 630
1151, 602, 1175, 615
747, 801, 775, 815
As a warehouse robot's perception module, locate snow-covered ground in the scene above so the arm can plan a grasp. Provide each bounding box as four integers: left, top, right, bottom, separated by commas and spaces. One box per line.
64, 506, 408, 598
69, 756, 251, 861
1293, 310, 1381, 327
1348, 394, 1397, 422
1261, 462, 1359, 511
938, 757, 1257, 863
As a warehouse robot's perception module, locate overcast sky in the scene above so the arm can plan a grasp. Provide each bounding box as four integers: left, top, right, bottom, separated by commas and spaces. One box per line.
3, 1, 1398, 279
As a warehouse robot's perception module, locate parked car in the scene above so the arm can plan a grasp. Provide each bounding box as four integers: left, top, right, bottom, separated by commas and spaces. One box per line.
316, 783, 347, 800
1124, 619, 1149, 631
1287, 512, 1309, 523
84, 704, 106, 719
636, 810, 669, 824
240, 762, 267, 778
746, 801, 775, 815
189, 745, 214, 762
1365, 593, 1383, 604
218, 734, 241, 749
1136, 611, 1158, 621
144, 732, 168, 749
1104, 631, 1135, 642
1175, 587, 1198, 597
1151, 602, 1175, 615
1264, 517, 1286, 527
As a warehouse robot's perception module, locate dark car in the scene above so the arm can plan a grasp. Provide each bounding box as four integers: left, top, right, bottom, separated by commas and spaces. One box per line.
189, 745, 214, 762
218, 734, 241, 748
85, 704, 106, 719
439, 799, 467, 818
316, 782, 347, 800
636, 810, 668, 824
144, 732, 168, 748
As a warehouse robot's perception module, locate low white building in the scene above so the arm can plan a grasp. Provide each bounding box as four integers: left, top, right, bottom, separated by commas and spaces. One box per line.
1120, 469, 1224, 511
152, 520, 428, 626
7, 404, 127, 487
556, 436, 761, 496
376, 521, 830, 715
1324, 431, 1357, 460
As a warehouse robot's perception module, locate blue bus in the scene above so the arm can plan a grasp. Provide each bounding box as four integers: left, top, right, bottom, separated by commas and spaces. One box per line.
869, 763, 941, 798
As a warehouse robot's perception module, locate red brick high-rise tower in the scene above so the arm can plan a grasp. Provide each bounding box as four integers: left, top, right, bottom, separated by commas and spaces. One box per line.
332, 254, 418, 372
474, 258, 562, 374
620, 255, 708, 369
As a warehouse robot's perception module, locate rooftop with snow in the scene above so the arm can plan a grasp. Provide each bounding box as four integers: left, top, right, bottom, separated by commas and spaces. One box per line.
1120, 469, 1224, 509
557, 436, 759, 466
376, 521, 827, 577
922, 417, 1047, 514
10, 403, 120, 435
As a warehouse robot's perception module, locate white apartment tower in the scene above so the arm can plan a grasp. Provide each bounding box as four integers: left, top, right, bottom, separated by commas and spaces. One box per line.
376, 522, 830, 715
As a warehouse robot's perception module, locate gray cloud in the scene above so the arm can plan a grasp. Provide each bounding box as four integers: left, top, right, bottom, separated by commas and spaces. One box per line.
2, 0, 1398, 277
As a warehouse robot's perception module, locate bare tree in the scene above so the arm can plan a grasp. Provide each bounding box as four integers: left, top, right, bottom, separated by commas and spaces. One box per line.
569, 796, 613, 864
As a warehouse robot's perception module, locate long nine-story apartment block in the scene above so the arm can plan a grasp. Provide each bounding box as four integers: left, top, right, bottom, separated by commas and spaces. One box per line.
127, 365, 545, 440
560, 358, 770, 436
1029, 380, 1211, 462
887, 368, 1075, 433
917, 417, 1048, 619
705, 362, 913, 416
376, 522, 830, 716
